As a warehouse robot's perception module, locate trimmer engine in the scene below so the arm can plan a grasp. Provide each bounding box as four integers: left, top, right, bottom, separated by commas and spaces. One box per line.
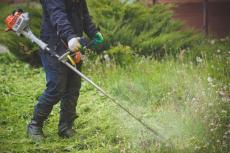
5, 9, 29, 35
4, 9, 48, 50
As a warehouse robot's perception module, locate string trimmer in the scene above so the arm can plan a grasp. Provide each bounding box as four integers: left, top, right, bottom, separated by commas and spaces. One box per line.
4, 9, 166, 141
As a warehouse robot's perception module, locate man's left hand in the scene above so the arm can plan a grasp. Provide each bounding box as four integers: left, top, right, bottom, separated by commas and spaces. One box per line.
93, 32, 104, 45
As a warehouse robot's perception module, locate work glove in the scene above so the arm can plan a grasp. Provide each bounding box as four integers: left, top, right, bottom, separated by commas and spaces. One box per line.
68, 37, 82, 52
68, 37, 82, 64
93, 32, 104, 45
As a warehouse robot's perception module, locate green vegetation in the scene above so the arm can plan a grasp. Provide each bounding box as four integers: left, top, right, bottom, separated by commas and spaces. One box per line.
87, 53, 229, 152
0, 0, 229, 152
1, 49, 229, 152
0, 54, 124, 152
89, 0, 204, 58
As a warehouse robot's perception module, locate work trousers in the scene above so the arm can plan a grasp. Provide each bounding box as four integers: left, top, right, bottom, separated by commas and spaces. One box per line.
32, 41, 81, 133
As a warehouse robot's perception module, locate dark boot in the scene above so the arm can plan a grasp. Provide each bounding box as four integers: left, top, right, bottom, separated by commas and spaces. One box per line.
58, 105, 78, 138
58, 121, 76, 138
27, 100, 53, 142
58, 128, 76, 138
27, 120, 45, 142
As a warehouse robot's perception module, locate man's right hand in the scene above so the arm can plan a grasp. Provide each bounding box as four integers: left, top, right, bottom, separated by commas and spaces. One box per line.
68, 37, 82, 52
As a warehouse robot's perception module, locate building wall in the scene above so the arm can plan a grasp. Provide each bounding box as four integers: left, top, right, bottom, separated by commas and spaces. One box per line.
172, 1, 230, 37
158, 0, 202, 3
144, 0, 230, 37
208, 2, 230, 37
158, 0, 230, 3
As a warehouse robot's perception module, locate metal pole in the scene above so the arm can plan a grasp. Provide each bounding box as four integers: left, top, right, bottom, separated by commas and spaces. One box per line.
203, 0, 209, 35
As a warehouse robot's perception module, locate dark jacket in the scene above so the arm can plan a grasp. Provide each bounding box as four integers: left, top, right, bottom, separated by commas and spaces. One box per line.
40, 0, 98, 44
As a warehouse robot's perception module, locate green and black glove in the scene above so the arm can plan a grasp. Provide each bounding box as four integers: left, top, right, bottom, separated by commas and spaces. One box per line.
93, 32, 104, 45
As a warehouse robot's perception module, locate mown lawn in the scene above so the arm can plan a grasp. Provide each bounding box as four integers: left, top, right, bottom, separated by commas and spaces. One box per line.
0, 53, 124, 153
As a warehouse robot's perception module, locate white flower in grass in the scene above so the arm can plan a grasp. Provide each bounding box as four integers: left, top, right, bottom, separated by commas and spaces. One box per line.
202, 91, 206, 96
222, 141, 228, 148
220, 38, 225, 42
192, 97, 196, 102
196, 56, 203, 63
219, 91, 226, 97
217, 49, 221, 53
208, 103, 213, 107
104, 54, 110, 62
210, 122, 215, 126
221, 110, 227, 114
194, 146, 200, 150
207, 77, 213, 83
210, 40, 215, 45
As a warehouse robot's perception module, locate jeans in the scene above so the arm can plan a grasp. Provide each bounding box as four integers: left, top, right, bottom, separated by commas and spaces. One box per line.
32, 41, 81, 132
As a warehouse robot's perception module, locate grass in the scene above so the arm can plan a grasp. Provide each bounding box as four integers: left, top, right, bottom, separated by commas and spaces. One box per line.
89, 57, 229, 152
0, 53, 124, 153
1, 50, 229, 152
0, 1, 229, 152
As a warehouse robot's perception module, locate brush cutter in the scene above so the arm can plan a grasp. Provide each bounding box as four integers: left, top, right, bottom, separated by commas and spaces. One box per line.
4, 9, 166, 142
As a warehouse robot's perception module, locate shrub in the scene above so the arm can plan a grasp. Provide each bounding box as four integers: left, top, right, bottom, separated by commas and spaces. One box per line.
0, 0, 227, 71
105, 44, 134, 66
88, 0, 203, 57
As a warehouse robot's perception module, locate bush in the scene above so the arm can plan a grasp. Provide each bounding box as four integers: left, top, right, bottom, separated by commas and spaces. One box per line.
105, 44, 134, 66
0, 0, 228, 73
88, 0, 203, 57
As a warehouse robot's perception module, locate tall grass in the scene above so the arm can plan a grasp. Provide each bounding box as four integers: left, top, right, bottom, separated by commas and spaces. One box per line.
85, 57, 229, 152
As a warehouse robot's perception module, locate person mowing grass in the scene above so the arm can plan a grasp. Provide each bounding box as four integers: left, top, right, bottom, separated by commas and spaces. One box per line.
27, 0, 104, 141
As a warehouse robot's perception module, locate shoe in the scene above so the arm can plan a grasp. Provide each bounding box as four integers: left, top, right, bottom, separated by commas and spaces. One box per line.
58, 128, 76, 138
27, 121, 45, 142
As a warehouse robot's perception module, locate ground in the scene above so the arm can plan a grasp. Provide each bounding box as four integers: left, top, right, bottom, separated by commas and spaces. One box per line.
0, 52, 229, 153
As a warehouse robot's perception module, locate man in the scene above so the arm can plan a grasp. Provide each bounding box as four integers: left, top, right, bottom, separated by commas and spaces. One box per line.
27, 0, 104, 141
